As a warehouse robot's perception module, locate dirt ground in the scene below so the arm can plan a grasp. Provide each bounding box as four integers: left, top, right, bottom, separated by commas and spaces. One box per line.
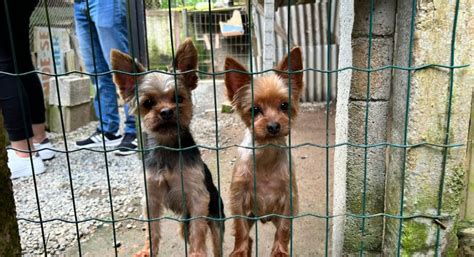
65, 104, 335, 257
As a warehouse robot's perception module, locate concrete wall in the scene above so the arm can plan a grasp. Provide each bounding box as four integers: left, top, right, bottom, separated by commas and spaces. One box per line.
342, 0, 396, 255
383, 0, 473, 255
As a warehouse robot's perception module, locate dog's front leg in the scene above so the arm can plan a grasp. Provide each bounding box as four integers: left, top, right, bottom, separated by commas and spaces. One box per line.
229, 178, 253, 257
270, 208, 292, 257
187, 192, 210, 257
134, 177, 165, 257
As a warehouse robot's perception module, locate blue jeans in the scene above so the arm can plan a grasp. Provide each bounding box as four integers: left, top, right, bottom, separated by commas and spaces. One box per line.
74, 0, 136, 135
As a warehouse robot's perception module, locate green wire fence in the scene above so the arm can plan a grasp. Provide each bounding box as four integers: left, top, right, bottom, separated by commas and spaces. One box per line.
1, 0, 469, 256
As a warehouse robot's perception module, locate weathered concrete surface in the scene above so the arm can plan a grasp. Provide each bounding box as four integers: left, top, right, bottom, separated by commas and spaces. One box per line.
0, 113, 21, 256
351, 38, 393, 101
383, 0, 474, 256
48, 102, 91, 132
457, 223, 474, 257
331, 0, 353, 254
342, 0, 395, 255
353, 0, 395, 37
49, 76, 91, 106
344, 101, 388, 255
463, 94, 474, 219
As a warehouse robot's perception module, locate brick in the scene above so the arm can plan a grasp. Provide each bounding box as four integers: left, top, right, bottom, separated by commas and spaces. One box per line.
48, 102, 91, 132
49, 76, 91, 106
353, 0, 396, 37
345, 101, 388, 253
351, 38, 393, 101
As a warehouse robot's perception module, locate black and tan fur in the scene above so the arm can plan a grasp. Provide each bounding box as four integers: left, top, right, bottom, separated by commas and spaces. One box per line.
111, 39, 224, 257
224, 47, 303, 257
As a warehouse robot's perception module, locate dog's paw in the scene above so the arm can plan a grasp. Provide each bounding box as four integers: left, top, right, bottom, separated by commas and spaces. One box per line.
270, 247, 289, 257
271, 252, 289, 257
133, 249, 151, 257
189, 253, 206, 257
229, 249, 249, 257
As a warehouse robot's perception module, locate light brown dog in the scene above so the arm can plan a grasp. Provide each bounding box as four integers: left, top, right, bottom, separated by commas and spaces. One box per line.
111, 39, 224, 257
224, 47, 302, 257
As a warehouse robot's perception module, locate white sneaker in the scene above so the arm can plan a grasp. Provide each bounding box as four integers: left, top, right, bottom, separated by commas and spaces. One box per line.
7, 149, 45, 179
34, 138, 56, 161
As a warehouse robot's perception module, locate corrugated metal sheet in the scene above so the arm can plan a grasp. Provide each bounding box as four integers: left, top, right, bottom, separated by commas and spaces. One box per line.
253, 1, 338, 102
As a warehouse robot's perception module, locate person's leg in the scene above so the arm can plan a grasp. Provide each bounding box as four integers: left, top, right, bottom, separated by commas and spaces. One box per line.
16, 26, 47, 145
13, 0, 56, 161
0, 0, 45, 177
0, 0, 36, 156
74, 1, 120, 135
123, 104, 136, 135
95, 0, 136, 136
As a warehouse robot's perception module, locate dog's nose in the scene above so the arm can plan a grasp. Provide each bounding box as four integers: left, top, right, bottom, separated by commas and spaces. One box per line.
267, 122, 281, 135
160, 108, 174, 120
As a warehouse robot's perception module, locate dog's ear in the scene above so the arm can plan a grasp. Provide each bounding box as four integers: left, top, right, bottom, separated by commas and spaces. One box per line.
275, 47, 304, 97
111, 49, 146, 101
174, 38, 198, 90
224, 57, 250, 102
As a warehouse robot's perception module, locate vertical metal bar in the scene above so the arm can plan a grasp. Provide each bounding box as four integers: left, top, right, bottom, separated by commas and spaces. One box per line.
41, 0, 82, 255
247, 0, 259, 255
205, 0, 225, 255
166, 2, 189, 256
141, 0, 151, 70
325, 0, 333, 255
285, 1, 296, 256
434, 0, 461, 255
358, 0, 375, 254
396, 0, 417, 255
124, 0, 154, 256
82, 0, 119, 255
2, 1, 47, 255
128, 0, 149, 67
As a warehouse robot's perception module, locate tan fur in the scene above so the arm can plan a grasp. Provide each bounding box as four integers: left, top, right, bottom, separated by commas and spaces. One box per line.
140, 165, 210, 257
111, 39, 222, 257
224, 48, 303, 257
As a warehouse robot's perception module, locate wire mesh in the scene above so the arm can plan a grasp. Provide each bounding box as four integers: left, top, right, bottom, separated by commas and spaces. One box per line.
145, 6, 251, 79
0, 0, 469, 256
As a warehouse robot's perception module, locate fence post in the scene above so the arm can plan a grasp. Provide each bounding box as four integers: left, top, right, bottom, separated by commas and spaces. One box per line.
0, 113, 22, 256
383, 0, 473, 255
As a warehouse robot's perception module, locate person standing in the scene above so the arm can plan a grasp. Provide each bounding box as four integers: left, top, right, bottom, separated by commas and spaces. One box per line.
74, 0, 137, 155
0, 0, 56, 178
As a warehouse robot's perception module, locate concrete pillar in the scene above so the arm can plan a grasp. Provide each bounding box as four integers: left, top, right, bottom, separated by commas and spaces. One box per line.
341, 0, 396, 255
262, 0, 275, 70
0, 113, 22, 256
331, 0, 353, 254
383, 0, 473, 255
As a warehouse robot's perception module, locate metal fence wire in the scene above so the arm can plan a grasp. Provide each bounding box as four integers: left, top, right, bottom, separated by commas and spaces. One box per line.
0, 0, 469, 256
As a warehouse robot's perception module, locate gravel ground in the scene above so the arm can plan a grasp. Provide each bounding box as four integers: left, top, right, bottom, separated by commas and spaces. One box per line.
12, 102, 327, 255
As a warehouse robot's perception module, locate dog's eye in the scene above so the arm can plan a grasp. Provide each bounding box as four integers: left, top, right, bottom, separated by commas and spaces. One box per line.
143, 99, 155, 109
175, 95, 184, 104
280, 102, 289, 111
250, 106, 262, 116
